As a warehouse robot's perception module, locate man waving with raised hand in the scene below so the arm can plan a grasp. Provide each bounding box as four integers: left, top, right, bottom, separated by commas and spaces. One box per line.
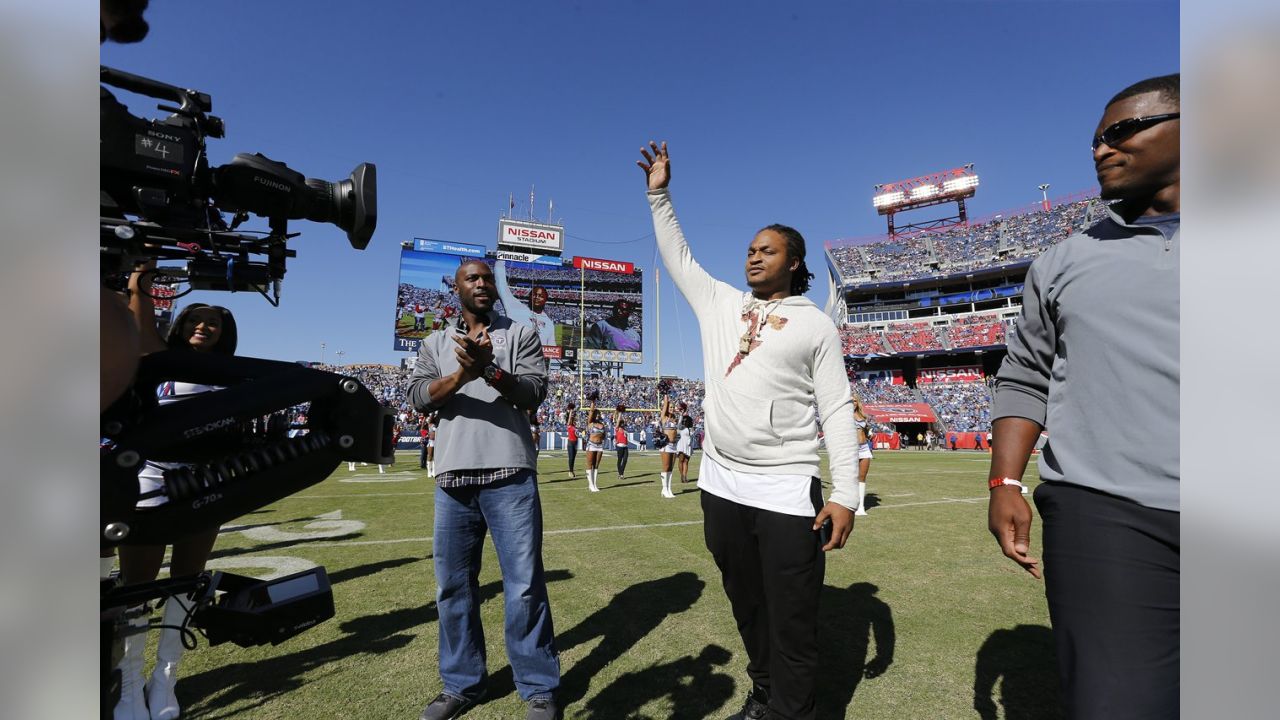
638, 141, 859, 720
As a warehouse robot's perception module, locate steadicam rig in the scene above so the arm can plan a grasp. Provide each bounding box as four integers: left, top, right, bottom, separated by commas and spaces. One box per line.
100, 350, 394, 547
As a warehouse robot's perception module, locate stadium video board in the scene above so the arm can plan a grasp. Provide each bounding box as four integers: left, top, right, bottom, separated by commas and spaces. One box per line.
495, 255, 643, 363
393, 240, 486, 353
394, 244, 644, 363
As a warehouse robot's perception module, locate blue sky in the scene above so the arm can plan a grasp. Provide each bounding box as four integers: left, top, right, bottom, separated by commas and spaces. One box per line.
101, 0, 1178, 379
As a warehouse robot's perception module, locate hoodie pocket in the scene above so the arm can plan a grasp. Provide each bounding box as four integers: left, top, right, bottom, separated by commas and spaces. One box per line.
705, 378, 779, 462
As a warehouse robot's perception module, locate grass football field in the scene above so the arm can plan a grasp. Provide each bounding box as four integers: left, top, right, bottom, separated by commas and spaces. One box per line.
158, 449, 1061, 719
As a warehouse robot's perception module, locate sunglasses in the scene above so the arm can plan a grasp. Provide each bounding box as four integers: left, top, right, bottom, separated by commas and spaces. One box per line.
1091, 113, 1179, 151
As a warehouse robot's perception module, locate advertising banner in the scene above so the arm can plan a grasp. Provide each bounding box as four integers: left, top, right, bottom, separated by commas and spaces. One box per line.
414, 238, 485, 257
497, 219, 564, 252
916, 366, 984, 384
855, 369, 905, 385
864, 403, 938, 423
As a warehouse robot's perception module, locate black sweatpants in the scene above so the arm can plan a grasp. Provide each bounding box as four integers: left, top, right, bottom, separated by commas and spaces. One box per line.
567, 440, 577, 473
702, 483, 825, 720
616, 446, 629, 476
1035, 481, 1179, 720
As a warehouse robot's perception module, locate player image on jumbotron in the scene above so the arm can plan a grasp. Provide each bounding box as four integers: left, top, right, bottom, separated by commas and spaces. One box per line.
495, 259, 559, 349
584, 298, 641, 351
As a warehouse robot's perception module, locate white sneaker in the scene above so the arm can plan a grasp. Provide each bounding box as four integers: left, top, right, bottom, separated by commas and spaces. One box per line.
1021, 485, 1030, 495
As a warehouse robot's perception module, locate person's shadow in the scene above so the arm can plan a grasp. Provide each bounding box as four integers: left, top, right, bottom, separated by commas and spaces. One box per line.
576, 643, 735, 719
543, 571, 705, 708
972, 624, 1064, 719
816, 581, 895, 719
863, 492, 881, 510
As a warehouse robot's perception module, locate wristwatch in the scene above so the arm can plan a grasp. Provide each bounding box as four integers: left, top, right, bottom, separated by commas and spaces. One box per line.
482, 364, 505, 385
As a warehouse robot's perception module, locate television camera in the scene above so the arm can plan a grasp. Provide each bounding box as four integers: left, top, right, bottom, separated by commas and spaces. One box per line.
100, 65, 391, 717
100, 64, 376, 305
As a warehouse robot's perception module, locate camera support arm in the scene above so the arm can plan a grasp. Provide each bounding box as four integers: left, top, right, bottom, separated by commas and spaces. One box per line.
101, 351, 394, 547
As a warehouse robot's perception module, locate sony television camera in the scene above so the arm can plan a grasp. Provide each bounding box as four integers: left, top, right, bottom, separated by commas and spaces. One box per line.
100, 65, 376, 304
100, 65, 390, 716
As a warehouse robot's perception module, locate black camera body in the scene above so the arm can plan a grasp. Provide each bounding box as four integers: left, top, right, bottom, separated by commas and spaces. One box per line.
100, 66, 377, 302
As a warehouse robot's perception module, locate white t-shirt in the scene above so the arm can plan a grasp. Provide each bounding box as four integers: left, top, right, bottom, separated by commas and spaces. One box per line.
697, 453, 815, 517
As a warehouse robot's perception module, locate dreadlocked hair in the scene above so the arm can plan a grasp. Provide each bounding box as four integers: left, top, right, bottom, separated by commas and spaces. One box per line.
759, 223, 815, 296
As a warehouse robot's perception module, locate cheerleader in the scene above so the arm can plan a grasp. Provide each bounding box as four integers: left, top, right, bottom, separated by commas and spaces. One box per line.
657, 396, 681, 498
564, 404, 579, 478
114, 263, 240, 720
853, 397, 873, 516
676, 414, 694, 484
584, 395, 606, 492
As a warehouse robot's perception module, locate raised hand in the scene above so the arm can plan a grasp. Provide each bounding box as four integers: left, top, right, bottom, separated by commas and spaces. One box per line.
637, 140, 671, 190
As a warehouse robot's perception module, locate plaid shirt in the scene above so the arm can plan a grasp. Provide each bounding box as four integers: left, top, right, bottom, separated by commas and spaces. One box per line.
436, 467, 523, 489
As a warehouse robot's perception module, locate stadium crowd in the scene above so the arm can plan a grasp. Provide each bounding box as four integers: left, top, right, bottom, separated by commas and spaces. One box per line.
839, 324, 886, 355
883, 321, 944, 352
916, 381, 992, 433
947, 312, 1007, 349
827, 197, 1097, 282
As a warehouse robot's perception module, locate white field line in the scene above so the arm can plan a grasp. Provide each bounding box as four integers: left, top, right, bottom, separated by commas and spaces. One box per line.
240, 497, 990, 551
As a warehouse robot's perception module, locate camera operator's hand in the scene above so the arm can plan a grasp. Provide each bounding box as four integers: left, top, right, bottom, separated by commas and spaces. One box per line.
128, 259, 167, 354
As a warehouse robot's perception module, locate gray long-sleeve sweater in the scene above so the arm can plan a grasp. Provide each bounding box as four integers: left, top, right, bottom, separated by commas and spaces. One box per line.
992, 203, 1179, 511
406, 312, 546, 476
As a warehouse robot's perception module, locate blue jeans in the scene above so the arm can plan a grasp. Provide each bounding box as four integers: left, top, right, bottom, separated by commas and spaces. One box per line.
433, 470, 559, 701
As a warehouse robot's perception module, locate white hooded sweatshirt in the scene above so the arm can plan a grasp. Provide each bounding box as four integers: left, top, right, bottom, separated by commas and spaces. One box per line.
647, 189, 859, 511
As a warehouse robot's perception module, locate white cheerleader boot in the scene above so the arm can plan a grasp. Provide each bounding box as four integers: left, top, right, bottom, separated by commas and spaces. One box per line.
855, 482, 868, 516
146, 594, 193, 720
348, 461, 356, 471
113, 605, 150, 720
661, 473, 675, 499
588, 470, 599, 492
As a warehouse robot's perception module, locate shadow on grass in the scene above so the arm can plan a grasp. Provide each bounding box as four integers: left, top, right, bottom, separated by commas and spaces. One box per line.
205, 533, 365, 562
178, 568, 573, 719
327, 555, 426, 585
864, 493, 881, 510
541, 475, 583, 485
598, 480, 651, 491
542, 568, 711, 707
577, 644, 735, 720
816, 581, 895, 719
972, 624, 1063, 720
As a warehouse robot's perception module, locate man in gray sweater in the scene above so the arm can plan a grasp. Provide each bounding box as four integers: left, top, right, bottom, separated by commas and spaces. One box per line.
408, 259, 560, 720
987, 74, 1179, 718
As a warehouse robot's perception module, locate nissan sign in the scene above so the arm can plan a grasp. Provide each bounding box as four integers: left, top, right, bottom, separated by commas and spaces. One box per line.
497, 219, 564, 252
